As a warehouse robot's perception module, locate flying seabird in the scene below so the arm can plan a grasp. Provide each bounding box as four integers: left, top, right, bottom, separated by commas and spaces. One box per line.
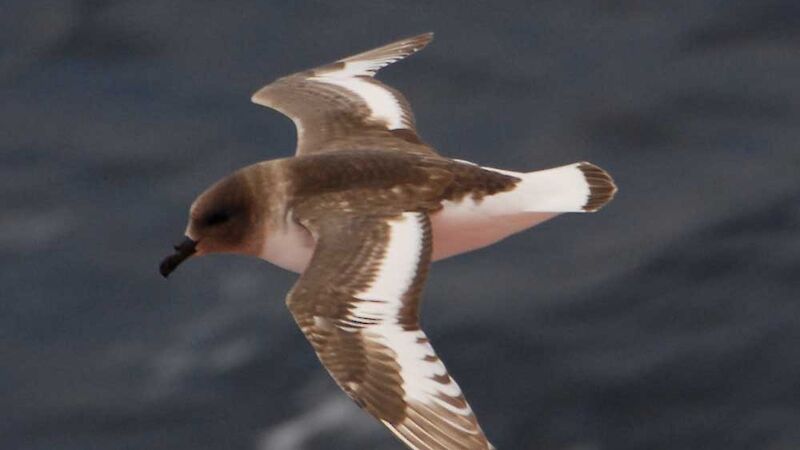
160, 32, 617, 450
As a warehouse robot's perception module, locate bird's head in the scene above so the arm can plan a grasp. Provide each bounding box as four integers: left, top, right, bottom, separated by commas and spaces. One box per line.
160, 169, 267, 278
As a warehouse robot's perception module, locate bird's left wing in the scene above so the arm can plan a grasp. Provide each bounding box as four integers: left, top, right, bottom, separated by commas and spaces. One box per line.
286, 209, 494, 450
251, 33, 437, 156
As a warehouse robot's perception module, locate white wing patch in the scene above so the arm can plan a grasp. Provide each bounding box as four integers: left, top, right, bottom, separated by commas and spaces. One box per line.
306, 33, 430, 130
311, 74, 408, 129
350, 213, 473, 416
355, 212, 423, 302
336, 58, 406, 78
251, 33, 433, 156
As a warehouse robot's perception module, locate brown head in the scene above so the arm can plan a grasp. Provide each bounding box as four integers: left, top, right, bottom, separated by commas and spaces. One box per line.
159, 169, 268, 278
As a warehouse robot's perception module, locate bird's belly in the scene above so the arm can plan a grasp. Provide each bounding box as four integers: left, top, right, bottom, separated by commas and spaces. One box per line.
429, 200, 557, 261
259, 201, 557, 274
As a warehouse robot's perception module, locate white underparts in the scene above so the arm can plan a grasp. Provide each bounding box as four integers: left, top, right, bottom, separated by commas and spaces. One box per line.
430, 162, 591, 260
260, 213, 315, 272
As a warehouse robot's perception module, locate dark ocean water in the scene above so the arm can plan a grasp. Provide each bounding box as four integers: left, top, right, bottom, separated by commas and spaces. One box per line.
2, 1, 799, 449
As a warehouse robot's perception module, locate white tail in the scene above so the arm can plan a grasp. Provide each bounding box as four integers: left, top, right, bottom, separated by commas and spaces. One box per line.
482, 162, 617, 213
430, 160, 616, 261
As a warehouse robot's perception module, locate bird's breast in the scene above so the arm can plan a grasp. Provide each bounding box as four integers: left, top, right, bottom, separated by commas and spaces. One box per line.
259, 217, 316, 273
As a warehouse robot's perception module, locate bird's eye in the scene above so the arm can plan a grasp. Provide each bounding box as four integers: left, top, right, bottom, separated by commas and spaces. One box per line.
204, 210, 231, 226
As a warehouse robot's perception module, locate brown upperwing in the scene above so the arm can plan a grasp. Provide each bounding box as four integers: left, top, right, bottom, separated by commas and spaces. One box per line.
251, 33, 437, 156
285, 206, 494, 450
285, 150, 521, 210
280, 151, 518, 449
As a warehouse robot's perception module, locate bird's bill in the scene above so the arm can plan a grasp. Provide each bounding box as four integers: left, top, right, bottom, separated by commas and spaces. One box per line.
159, 236, 198, 278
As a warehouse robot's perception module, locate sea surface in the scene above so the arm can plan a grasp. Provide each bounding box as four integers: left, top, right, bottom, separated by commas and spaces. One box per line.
2, 1, 799, 449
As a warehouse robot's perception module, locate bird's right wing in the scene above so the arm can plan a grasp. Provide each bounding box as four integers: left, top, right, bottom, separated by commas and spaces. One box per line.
286, 208, 494, 450
251, 33, 438, 156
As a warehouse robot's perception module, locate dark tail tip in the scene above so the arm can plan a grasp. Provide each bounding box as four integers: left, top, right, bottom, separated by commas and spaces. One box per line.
577, 162, 618, 212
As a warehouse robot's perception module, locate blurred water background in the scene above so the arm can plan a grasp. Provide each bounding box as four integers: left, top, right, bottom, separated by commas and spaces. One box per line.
2, 1, 799, 449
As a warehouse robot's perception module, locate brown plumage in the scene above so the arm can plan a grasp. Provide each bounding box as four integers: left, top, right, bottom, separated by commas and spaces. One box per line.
161, 32, 618, 450
286, 210, 493, 448
251, 33, 435, 156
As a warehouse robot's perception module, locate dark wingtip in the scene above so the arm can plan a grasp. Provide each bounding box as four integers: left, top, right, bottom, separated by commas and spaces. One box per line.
414, 31, 435, 44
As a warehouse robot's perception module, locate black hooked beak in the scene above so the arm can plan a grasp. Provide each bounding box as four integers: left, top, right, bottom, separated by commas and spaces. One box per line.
159, 236, 197, 278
